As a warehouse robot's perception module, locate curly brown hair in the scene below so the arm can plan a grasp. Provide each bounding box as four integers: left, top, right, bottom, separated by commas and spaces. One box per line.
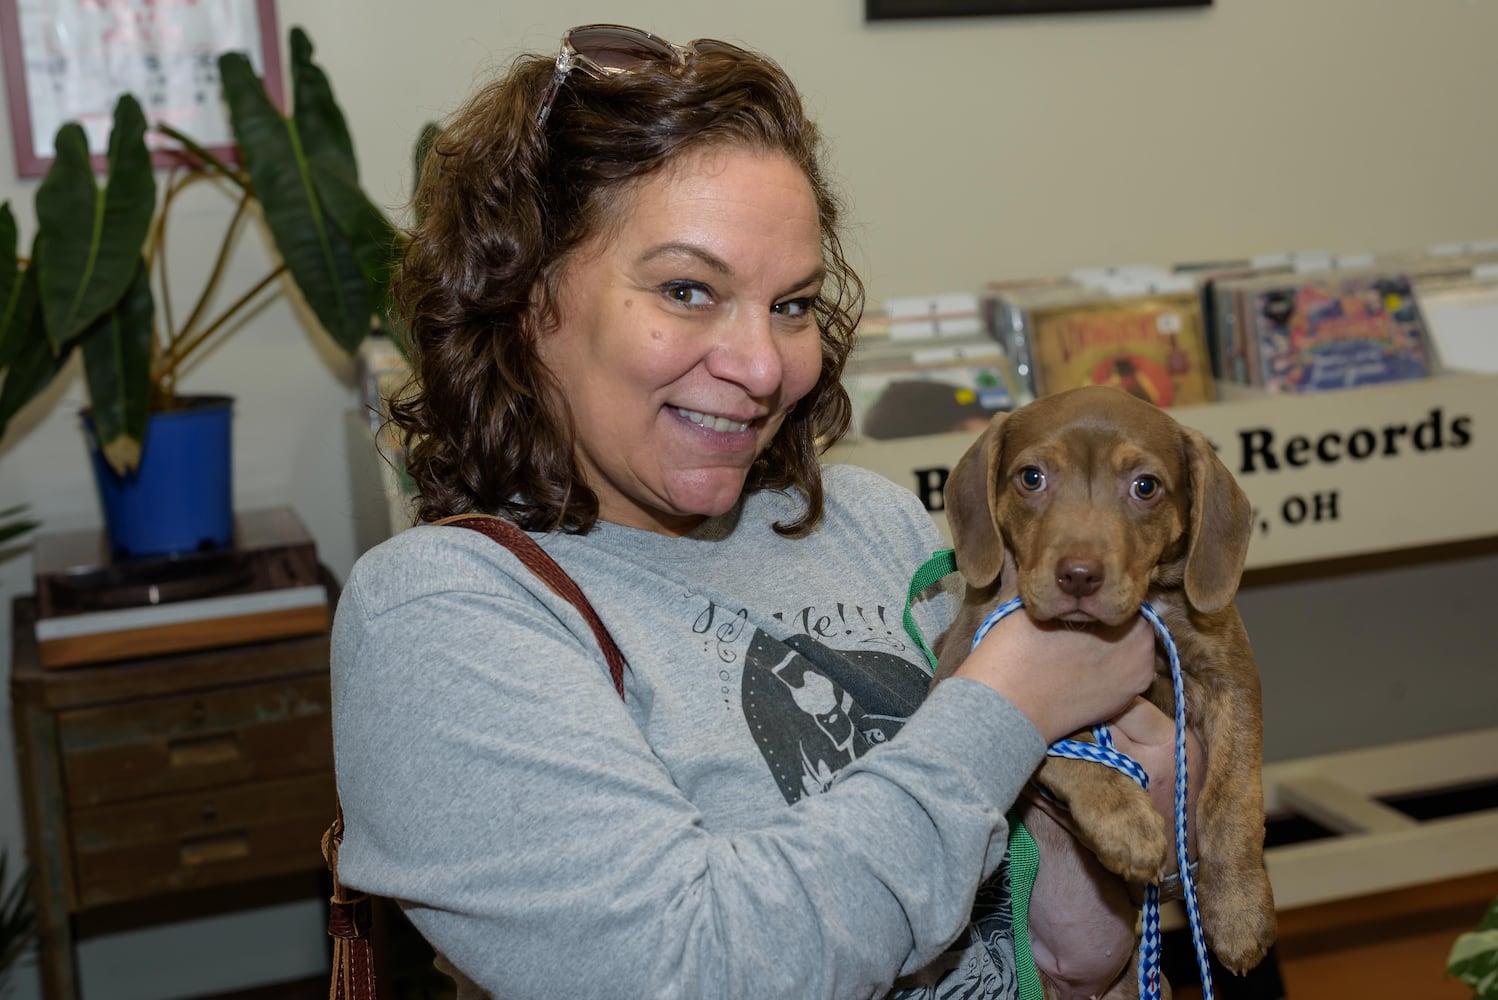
388, 36, 862, 536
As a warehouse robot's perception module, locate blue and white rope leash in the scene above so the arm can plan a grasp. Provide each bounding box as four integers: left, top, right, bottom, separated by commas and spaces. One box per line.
970, 598, 1214, 1000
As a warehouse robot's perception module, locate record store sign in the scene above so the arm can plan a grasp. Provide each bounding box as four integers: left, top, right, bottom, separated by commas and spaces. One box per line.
825, 373, 1496, 572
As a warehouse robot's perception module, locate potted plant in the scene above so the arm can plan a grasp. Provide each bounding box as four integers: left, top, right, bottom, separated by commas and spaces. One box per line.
0, 26, 398, 558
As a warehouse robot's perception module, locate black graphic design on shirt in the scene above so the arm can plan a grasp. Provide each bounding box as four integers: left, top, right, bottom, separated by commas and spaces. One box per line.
739, 626, 929, 804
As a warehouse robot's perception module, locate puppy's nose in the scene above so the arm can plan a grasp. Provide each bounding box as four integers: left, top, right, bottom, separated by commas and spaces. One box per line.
1055, 557, 1104, 598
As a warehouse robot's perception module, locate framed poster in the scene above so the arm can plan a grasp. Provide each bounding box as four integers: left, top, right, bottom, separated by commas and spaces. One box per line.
867, 0, 1209, 18
0, 0, 283, 177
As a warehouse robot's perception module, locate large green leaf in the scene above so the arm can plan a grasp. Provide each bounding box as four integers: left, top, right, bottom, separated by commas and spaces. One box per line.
34, 95, 156, 351
288, 27, 357, 177
0, 503, 38, 546
307, 163, 398, 338
0, 256, 66, 441
0, 329, 61, 442
79, 257, 154, 474
289, 24, 398, 336
1449, 896, 1498, 998
0, 202, 35, 369
219, 45, 371, 353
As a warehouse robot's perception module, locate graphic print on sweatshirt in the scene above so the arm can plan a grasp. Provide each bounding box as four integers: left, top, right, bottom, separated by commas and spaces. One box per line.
737, 599, 931, 805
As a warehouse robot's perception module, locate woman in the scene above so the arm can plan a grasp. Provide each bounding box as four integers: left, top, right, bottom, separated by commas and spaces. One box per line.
333, 25, 1177, 999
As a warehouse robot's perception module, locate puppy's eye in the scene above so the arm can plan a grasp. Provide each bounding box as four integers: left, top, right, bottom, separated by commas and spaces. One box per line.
1131, 476, 1161, 500
1019, 467, 1045, 491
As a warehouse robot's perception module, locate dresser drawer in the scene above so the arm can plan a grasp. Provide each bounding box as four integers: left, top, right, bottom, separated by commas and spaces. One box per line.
68, 772, 334, 908
57, 675, 333, 807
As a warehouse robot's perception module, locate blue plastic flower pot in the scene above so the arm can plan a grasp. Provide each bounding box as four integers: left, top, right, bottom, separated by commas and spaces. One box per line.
85, 395, 235, 559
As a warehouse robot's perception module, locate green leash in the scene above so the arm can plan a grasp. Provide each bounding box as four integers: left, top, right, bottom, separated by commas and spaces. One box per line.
1007, 822, 1043, 1000
905, 548, 1044, 1000
903, 547, 959, 672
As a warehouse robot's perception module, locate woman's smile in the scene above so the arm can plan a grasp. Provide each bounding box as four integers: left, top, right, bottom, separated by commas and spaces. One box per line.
671, 406, 753, 434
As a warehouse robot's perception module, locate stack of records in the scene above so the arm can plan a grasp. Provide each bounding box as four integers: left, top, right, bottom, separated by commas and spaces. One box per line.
1207, 267, 1434, 394
32, 506, 330, 669
1179, 260, 1295, 384
1196, 245, 1498, 392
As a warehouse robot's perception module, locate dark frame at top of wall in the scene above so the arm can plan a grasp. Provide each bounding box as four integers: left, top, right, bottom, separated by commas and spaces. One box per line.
866, 0, 1209, 18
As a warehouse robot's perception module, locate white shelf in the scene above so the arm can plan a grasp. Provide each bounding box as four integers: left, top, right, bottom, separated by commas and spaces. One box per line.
1156, 726, 1498, 931
1259, 727, 1498, 910
826, 372, 1498, 570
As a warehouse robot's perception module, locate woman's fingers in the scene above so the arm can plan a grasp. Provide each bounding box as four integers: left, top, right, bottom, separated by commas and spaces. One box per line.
954, 611, 1158, 743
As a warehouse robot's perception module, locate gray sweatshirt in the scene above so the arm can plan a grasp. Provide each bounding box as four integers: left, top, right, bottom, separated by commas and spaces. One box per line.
331, 464, 1046, 999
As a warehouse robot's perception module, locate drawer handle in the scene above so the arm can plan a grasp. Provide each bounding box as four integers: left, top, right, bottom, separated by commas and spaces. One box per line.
167, 733, 242, 768
180, 831, 251, 866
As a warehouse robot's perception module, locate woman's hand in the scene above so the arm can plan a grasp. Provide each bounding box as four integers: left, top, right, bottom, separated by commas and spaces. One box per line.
953, 608, 1158, 744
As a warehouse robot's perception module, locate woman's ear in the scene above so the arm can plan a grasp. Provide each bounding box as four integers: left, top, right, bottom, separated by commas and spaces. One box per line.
946, 414, 1008, 589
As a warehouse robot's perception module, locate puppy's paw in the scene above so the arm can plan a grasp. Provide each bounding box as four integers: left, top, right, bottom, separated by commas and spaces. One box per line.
1070, 787, 1171, 884
1198, 863, 1276, 973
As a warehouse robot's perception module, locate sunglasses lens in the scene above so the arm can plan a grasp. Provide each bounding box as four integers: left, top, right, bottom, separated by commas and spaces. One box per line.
569, 25, 676, 71
688, 39, 747, 58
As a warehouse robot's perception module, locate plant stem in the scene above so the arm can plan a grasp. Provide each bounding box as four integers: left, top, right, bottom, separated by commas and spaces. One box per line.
153, 263, 287, 388
167, 189, 253, 358
150, 166, 184, 352
155, 124, 249, 191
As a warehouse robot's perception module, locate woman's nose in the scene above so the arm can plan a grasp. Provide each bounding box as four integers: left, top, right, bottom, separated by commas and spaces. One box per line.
707, 312, 785, 398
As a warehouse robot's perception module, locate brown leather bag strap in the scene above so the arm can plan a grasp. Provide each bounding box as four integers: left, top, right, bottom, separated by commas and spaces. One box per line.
323, 802, 374, 1000
434, 513, 627, 698
324, 514, 628, 999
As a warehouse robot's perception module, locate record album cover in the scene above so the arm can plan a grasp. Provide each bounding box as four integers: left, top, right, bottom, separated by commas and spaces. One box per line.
1244, 273, 1429, 392
1024, 293, 1215, 407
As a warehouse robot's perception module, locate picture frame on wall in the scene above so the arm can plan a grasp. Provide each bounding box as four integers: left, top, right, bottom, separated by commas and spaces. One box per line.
0, 0, 283, 177
867, 0, 1210, 18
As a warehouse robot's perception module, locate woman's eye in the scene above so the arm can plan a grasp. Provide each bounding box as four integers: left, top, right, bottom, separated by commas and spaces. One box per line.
662, 282, 713, 308
772, 297, 815, 319
1018, 467, 1045, 491
1131, 476, 1160, 500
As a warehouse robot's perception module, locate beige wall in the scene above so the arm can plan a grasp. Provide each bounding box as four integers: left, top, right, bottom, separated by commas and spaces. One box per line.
1, 1, 1496, 996
846, 0, 1498, 288
295, 0, 1498, 292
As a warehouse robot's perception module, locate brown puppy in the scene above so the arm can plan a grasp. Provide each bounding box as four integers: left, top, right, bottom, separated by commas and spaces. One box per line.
932, 385, 1276, 997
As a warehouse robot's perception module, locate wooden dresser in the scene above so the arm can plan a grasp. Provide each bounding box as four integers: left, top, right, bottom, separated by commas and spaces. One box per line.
9, 593, 337, 999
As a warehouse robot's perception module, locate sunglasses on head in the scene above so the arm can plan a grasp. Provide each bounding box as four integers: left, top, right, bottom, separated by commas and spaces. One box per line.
535, 24, 745, 126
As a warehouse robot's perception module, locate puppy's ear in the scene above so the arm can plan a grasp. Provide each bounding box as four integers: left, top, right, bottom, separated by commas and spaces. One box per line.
1182, 426, 1253, 613
946, 413, 1009, 589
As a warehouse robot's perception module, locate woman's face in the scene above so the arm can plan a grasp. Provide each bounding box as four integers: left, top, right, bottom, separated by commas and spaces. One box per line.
537, 147, 826, 536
